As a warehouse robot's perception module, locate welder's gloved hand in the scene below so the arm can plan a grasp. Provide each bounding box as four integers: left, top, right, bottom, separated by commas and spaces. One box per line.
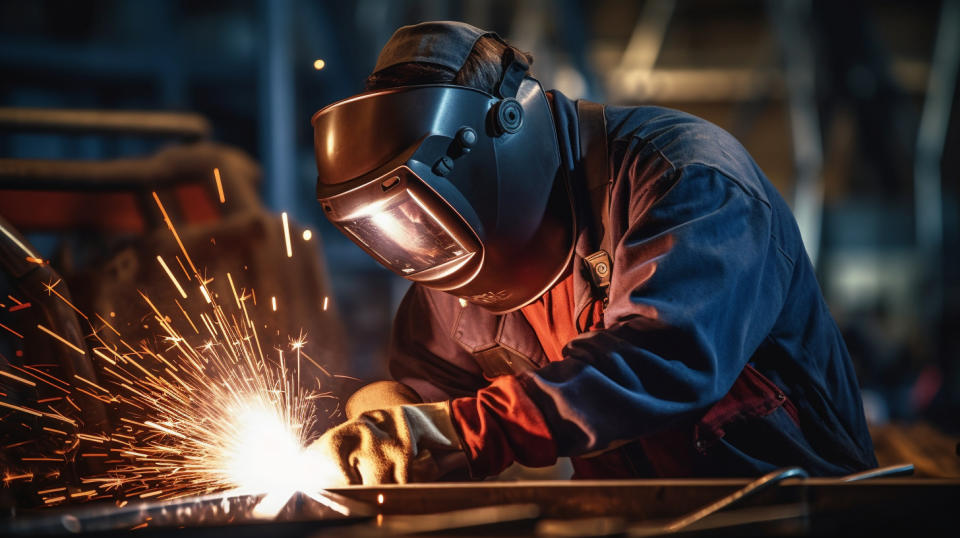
344, 380, 423, 419
308, 401, 467, 486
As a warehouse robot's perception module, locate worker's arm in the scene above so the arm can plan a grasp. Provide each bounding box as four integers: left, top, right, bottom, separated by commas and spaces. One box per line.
451, 163, 790, 478
306, 300, 486, 485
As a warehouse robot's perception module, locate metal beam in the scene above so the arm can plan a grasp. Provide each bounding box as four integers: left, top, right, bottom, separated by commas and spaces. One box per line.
769, 0, 825, 267
608, 0, 675, 102
259, 0, 297, 215
914, 0, 960, 298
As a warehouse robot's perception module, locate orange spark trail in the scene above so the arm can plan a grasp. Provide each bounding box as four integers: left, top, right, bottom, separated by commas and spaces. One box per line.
43, 279, 88, 320
214, 168, 226, 204
8, 365, 70, 394
175, 256, 191, 281
0, 370, 36, 387
73, 375, 109, 394
199, 285, 212, 304
174, 299, 200, 334
95, 313, 121, 337
282, 212, 293, 258
157, 255, 188, 299
3, 472, 34, 483
152, 192, 199, 277
0, 321, 23, 338
36, 324, 85, 355
0, 400, 42, 417
227, 273, 241, 309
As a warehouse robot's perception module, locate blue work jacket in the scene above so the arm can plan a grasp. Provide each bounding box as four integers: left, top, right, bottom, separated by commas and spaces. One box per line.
389, 90, 878, 478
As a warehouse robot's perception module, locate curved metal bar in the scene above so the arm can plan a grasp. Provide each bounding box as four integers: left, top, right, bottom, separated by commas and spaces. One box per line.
841, 463, 915, 482
629, 467, 809, 536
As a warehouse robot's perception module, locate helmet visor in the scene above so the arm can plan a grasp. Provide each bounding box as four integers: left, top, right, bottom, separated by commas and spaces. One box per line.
343, 189, 471, 275
320, 166, 480, 282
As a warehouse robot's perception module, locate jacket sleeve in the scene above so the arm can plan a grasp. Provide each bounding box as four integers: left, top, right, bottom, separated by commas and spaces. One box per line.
451, 162, 791, 477
390, 283, 562, 475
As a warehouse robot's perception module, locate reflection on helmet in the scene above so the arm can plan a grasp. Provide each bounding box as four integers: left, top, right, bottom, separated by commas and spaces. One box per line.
342, 188, 474, 277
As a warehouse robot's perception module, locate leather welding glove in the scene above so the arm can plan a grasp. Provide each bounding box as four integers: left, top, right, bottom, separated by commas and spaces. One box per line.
344, 380, 424, 419
307, 401, 466, 486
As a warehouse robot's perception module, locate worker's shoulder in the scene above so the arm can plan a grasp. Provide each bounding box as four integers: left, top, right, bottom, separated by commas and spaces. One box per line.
604, 104, 769, 204
402, 282, 464, 319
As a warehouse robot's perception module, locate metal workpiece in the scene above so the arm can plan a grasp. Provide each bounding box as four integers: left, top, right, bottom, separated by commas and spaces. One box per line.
3, 477, 959, 536
326, 478, 959, 536
1, 490, 370, 536
628, 467, 809, 535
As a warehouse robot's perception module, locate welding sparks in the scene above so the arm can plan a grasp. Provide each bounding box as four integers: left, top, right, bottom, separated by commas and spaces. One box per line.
0, 321, 23, 339
157, 255, 188, 299
0, 400, 43, 417
0, 370, 36, 387
65, 281, 326, 503
281, 212, 293, 258
0, 189, 341, 513
199, 285, 212, 304
42, 278, 87, 320
36, 324, 85, 355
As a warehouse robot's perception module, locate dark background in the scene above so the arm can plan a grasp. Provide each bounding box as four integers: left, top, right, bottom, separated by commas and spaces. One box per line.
1, 0, 957, 435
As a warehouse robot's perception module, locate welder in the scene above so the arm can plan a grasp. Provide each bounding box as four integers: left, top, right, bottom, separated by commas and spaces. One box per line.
307, 21, 878, 484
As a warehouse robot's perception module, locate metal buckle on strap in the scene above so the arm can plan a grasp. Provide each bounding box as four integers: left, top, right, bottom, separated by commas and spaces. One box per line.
583, 250, 612, 300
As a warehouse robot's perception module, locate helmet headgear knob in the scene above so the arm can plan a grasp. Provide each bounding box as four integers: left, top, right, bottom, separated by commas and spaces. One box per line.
492, 99, 523, 135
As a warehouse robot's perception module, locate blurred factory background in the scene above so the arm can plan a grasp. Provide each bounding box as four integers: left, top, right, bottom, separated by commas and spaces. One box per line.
0, 0, 957, 444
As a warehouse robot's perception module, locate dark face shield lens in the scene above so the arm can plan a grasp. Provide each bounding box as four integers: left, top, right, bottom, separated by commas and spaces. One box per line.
342, 189, 471, 276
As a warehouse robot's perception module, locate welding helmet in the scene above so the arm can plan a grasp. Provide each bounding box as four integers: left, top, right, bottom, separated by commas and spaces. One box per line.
312, 22, 572, 313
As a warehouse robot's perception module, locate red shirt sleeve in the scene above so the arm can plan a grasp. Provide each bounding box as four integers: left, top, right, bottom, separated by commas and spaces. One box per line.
449, 274, 600, 478
450, 374, 557, 478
